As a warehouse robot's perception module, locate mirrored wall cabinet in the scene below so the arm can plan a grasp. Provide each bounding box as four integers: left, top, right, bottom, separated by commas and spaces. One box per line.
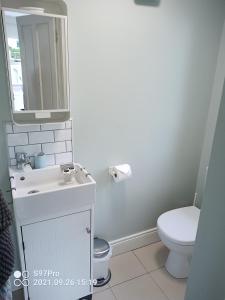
1, 7, 70, 124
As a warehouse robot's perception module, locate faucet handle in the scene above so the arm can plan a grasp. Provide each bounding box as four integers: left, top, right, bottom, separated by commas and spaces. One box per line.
25, 155, 31, 166
16, 152, 27, 162
16, 152, 31, 165
15, 152, 32, 170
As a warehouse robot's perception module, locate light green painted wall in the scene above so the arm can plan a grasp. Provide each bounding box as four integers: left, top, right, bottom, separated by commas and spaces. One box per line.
195, 21, 225, 208
66, 0, 225, 241
1, 0, 225, 278
185, 82, 225, 300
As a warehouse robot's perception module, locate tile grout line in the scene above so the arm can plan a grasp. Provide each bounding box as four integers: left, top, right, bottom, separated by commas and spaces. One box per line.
109, 270, 171, 300
8, 122, 69, 133
132, 242, 177, 299
27, 131, 29, 144
109, 286, 118, 300
6, 122, 73, 167
111, 249, 134, 258
111, 240, 161, 258
108, 243, 173, 298
149, 270, 171, 300
132, 242, 168, 274
109, 272, 148, 289
94, 269, 170, 300
108, 248, 161, 290
132, 249, 149, 274
9, 140, 71, 147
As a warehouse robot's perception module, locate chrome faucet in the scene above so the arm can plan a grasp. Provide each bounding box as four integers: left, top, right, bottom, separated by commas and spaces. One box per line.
15, 152, 32, 170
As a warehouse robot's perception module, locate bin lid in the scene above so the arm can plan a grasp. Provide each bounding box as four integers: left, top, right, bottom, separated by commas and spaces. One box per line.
94, 238, 110, 258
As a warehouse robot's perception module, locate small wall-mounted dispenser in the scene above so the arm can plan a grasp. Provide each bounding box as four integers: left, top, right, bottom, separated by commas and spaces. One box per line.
109, 164, 132, 183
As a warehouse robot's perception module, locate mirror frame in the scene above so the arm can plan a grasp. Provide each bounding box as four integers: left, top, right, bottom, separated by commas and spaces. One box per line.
1, 7, 70, 124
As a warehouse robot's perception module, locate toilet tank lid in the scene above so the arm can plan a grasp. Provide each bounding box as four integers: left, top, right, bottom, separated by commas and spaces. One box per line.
157, 206, 200, 246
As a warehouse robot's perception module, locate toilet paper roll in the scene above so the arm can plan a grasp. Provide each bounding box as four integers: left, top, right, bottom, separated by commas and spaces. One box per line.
109, 164, 132, 183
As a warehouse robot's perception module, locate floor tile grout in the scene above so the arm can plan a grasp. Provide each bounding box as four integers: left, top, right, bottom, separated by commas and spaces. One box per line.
111, 250, 133, 258
111, 241, 161, 258
93, 287, 109, 295
132, 244, 167, 274
93, 241, 186, 300
110, 286, 118, 300
109, 272, 147, 289
149, 271, 171, 300
108, 251, 146, 288
94, 266, 165, 293
106, 242, 167, 290
132, 249, 149, 273
147, 265, 167, 274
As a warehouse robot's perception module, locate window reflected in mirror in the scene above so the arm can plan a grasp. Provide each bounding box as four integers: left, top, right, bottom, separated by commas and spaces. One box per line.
3, 10, 68, 112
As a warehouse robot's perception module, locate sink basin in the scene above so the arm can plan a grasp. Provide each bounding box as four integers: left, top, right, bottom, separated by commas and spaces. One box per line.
10, 164, 96, 225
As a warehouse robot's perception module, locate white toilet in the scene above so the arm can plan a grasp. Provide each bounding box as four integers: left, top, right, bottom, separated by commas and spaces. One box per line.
157, 206, 200, 279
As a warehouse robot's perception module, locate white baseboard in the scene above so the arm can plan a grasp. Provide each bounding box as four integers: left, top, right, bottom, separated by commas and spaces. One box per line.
109, 227, 160, 256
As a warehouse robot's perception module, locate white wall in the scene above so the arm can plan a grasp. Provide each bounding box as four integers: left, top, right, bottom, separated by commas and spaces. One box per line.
195, 20, 225, 207
66, 0, 225, 240
5, 16, 18, 39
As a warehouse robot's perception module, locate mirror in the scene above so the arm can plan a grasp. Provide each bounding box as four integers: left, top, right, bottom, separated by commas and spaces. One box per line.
1, 8, 69, 123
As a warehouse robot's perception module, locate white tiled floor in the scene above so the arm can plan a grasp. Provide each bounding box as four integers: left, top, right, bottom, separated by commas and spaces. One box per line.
93, 242, 187, 300
13, 242, 187, 300
109, 251, 146, 287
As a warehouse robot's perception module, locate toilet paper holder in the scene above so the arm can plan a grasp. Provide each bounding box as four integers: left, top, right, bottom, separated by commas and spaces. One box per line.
109, 164, 132, 183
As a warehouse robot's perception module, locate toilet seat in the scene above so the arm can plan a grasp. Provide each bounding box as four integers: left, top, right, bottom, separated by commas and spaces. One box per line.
157, 206, 200, 246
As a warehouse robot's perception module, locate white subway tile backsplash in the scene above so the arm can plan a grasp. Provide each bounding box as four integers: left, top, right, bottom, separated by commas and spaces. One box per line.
15, 144, 42, 156
5, 121, 73, 167
5, 123, 13, 134
13, 124, 41, 133
41, 123, 65, 131
65, 120, 72, 129
8, 147, 15, 159
42, 142, 66, 155
29, 131, 54, 144
66, 141, 72, 152
54, 129, 72, 141
45, 155, 56, 166
55, 152, 73, 164
10, 159, 17, 166
7, 133, 28, 146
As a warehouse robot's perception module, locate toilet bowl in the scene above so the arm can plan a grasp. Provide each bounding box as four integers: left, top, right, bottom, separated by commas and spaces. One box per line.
157, 206, 200, 279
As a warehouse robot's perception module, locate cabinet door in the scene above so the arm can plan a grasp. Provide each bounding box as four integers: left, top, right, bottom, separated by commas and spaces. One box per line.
22, 211, 91, 300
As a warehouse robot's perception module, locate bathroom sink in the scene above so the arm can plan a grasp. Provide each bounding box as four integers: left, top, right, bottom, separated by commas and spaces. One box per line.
9, 164, 96, 225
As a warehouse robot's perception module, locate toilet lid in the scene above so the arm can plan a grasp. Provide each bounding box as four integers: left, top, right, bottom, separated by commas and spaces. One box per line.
157, 206, 200, 246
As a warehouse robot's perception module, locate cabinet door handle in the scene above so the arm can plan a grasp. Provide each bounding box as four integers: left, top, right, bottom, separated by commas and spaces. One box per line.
86, 227, 91, 234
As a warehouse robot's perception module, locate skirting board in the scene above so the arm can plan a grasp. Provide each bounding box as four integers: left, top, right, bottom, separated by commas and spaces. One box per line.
109, 227, 160, 256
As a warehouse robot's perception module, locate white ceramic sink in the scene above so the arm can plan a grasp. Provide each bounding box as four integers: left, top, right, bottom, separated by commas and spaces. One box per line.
10, 164, 96, 225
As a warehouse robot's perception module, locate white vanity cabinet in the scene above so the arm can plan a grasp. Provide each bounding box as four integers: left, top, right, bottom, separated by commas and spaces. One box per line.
10, 164, 96, 300
22, 210, 92, 300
